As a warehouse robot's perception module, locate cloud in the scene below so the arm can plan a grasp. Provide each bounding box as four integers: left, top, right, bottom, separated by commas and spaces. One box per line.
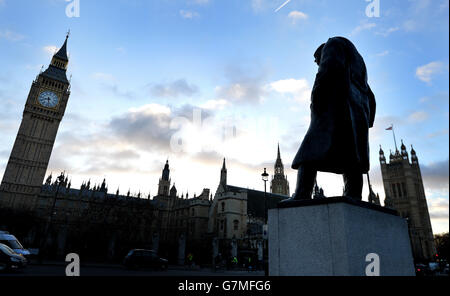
350, 22, 376, 36
375, 50, 389, 57
149, 79, 198, 98
108, 103, 174, 152
180, 10, 199, 19
215, 64, 269, 104
427, 129, 449, 139
416, 61, 445, 83
376, 27, 400, 37
269, 78, 311, 104
0, 29, 24, 42
428, 197, 449, 221
92, 72, 116, 83
43, 45, 58, 56
92, 72, 135, 99
200, 99, 229, 110
251, 0, 265, 13
288, 11, 308, 24
399, 0, 449, 32
408, 111, 429, 123
421, 159, 449, 192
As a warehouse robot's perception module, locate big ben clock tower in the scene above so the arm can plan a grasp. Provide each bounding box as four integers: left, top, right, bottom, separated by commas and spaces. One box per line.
0, 34, 71, 209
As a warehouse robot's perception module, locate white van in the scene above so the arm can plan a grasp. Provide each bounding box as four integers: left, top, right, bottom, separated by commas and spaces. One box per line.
0, 231, 31, 257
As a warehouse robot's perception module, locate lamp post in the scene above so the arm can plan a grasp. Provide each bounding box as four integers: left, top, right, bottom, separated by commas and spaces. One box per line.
261, 168, 269, 276
39, 173, 64, 263
261, 168, 269, 222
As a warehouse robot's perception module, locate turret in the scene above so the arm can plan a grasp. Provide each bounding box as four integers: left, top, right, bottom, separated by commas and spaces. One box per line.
170, 184, 177, 197
411, 145, 418, 164
401, 140, 408, 160
162, 160, 170, 181
220, 158, 227, 186
379, 146, 386, 164
274, 143, 284, 175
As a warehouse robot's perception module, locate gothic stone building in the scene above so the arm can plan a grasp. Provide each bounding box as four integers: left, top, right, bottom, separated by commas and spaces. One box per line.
207, 159, 288, 262
379, 142, 437, 262
0, 35, 213, 263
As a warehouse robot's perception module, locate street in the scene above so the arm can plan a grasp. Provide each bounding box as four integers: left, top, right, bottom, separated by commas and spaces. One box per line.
0, 263, 265, 277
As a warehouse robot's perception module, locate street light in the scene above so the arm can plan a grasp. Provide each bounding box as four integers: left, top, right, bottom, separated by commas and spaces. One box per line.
261, 168, 269, 276
261, 168, 269, 222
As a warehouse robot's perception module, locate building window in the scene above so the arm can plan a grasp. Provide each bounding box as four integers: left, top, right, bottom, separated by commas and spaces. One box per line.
397, 183, 402, 198
220, 220, 224, 230
191, 208, 195, 216
221, 202, 225, 212
233, 220, 239, 231
402, 183, 407, 197
391, 183, 397, 198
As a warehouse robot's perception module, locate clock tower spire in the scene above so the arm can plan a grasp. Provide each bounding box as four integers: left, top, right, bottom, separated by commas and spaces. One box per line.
0, 34, 72, 210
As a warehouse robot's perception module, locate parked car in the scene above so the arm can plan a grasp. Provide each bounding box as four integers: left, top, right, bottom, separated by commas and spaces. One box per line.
0, 231, 31, 258
443, 264, 449, 275
415, 263, 432, 276
123, 249, 168, 270
0, 243, 27, 272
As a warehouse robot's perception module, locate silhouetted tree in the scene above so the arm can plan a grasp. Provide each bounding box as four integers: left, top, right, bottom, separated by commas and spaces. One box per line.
435, 233, 449, 262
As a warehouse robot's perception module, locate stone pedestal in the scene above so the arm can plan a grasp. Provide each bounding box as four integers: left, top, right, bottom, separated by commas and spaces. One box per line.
268, 197, 415, 276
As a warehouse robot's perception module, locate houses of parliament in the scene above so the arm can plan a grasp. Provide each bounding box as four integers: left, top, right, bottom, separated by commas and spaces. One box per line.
0, 36, 436, 263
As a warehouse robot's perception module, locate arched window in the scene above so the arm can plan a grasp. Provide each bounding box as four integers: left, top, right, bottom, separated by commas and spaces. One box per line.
233, 220, 239, 231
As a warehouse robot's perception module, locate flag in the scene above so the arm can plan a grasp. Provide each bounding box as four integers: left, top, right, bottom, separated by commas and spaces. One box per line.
386, 125, 393, 131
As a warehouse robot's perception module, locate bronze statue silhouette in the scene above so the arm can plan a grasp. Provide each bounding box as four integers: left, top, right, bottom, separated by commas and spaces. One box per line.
287, 37, 376, 202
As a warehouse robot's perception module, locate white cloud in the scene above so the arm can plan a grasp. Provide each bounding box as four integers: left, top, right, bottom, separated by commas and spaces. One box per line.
200, 99, 229, 110
269, 78, 311, 103
375, 50, 389, 57
43, 45, 58, 56
92, 72, 117, 83
180, 10, 199, 19
408, 111, 429, 123
288, 11, 308, 24
416, 61, 445, 83
251, 0, 265, 13
149, 79, 198, 98
0, 29, 24, 42
376, 27, 400, 37
351, 22, 376, 36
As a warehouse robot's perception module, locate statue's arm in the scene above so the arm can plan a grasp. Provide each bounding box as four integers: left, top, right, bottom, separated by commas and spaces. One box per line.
368, 85, 376, 128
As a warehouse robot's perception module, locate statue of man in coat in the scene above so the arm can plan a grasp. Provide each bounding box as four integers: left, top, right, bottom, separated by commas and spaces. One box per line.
288, 37, 376, 201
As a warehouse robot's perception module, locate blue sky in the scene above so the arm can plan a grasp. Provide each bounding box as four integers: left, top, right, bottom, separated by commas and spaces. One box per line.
0, 0, 448, 233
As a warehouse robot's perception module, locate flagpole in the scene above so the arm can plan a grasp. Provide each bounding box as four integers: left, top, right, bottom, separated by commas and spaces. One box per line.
392, 125, 398, 151
388, 124, 398, 151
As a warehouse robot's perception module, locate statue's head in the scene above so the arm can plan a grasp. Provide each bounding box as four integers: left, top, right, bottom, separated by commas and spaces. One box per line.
314, 43, 325, 66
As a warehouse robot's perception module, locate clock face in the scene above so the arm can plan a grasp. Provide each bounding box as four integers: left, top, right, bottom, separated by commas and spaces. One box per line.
38, 91, 59, 108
